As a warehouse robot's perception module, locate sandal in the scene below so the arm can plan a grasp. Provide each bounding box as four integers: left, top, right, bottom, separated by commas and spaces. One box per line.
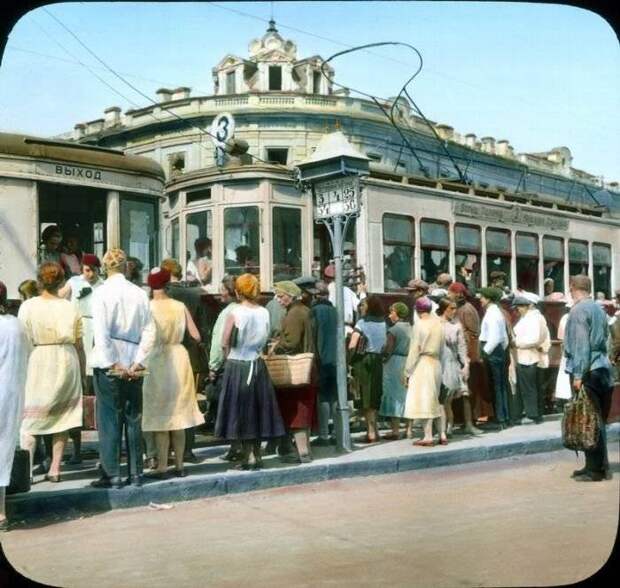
439, 436, 449, 446
413, 439, 434, 447
44, 473, 61, 483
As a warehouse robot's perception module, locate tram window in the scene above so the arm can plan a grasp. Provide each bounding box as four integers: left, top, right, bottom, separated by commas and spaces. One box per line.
272, 207, 302, 282
420, 220, 449, 285
516, 232, 539, 292
120, 198, 157, 273
224, 206, 260, 276
486, 228, 511, 288
314, 217, 356, 275
592, 243, 612, 299
568, 239, 589, 277
454, 224, 481, 290
171, 218, 180, 260
382, 214, 414, 290
543, 236, 564, 295
185, 211, 212, 284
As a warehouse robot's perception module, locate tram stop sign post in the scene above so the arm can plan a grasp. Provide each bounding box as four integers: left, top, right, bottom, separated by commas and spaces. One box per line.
296, 131, 370, 453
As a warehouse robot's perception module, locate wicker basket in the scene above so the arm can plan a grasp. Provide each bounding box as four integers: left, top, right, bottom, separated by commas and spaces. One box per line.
263, 352, 314, 388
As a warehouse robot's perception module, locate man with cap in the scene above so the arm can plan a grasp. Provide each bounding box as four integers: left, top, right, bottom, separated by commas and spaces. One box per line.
479, 287, 510, 429
564, 275, 614, 482
512, 295, 550, 424
406, 279, 438, 324
90, 248, 156, 488
58, 253, 104, 463
489, 270, 510, 295
324, 263, 361, 331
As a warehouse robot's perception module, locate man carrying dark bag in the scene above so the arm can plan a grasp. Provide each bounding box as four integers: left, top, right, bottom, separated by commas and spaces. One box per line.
563, 275, 614, 482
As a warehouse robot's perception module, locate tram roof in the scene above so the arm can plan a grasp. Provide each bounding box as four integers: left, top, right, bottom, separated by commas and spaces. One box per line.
0, 132, 164, 180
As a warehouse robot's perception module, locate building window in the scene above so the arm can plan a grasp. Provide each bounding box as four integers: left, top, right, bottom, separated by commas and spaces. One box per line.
185, 210, 212, 284
593, 243, 612, 299
454, 224, 481, 290
269, 66, 282, 90
383, 214, 414, 290
312, 70, 321, 94
272, 207, 302, 282
486, 228, 511, 288
543, 236, 564, 296
186, 188, 212, 205
569, 239, 589, 277
516, 232, 539, 292
224, 206, 260, 276
171, 218, 179, 260
420, 219, 449, 285
168, 152, 185, 177
93, 221, 105, 260
120, 198, 158, 274
266, 148, 288, 165
226, 70, 236, 94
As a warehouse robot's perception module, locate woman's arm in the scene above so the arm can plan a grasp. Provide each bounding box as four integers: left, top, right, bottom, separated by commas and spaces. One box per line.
58, 281, 72, 300
184, 305, 201, 343
221, 312, 236, 359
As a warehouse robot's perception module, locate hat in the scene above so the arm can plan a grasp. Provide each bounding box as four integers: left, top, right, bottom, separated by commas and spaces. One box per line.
522, 291, 540, 304
448, 282, 468, 296
293, 275, 318, 291
478, 287, 503, 303
512, 296, 532, 307
406, 279, 429, 292
436, 273, 453, 287
489, 270, 506, 281
430, 288, 448, 299
546, 292, 567, 303
102, 248, 127, 270
313, 281, 329, 296
391, 301, 409, 319
415, 296, 433, 313
236, 273, 260, 300
324, 263, 335, 279
81, 253, 101, 269
147, 267, 171, 290
274, 280, 301, 297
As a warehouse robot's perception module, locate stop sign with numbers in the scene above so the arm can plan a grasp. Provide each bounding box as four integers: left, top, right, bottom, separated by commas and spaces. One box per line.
313, 176, 361, 220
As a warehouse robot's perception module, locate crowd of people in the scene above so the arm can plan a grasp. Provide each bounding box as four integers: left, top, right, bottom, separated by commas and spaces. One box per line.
1, 239, 619, 530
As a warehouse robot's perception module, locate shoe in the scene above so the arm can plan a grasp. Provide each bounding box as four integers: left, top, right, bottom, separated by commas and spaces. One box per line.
280, 454, 302, 465
263, 440, 277, 455
573, 472, 606, 482
90, 477, 123, 489
521, 417, 535, 425
174, 469, 187, 478
463, 426, 483, 436
143, 471, 169, 481
126, 475, 143, 487
413, 439, 434, 447
44, 473, 61, 483
183, 452, 199, 464
571, 467, 588, 478
439, 437, 448, 446
299, 454, 313, 464
310, 437, 332, 447
144, 457, 158, 470
357, 435, 379, 444
221, 450, 244, 462
382, 432, 401, 441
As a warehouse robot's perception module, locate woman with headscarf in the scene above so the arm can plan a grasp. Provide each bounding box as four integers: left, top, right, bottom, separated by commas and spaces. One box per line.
271, 280, 316, 463
215, 274, 285, 469
403, 296, 445, 446
379, 302, 412, 440
0, 281, 30, 530
142, 267, 204, 478
19, 262, 85, 482
348, 295, 387, 443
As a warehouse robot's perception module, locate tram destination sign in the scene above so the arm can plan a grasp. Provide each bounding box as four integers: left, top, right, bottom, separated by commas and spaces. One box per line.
313, 176, 360, 220
453, 201, 569, 231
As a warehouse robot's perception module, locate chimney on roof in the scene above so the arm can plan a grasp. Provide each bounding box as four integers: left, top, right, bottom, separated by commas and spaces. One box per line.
103, 106, 121, 128
465, 133, 477, 148
496, 139, 512, 157
171, 87, 191, 100
435, 124, 454, 141
156, 88, 173, 102
480, 136, 495, 154
73, 123, 86, 140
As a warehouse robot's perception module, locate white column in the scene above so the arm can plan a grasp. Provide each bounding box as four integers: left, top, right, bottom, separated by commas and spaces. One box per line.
538, 234, 544, 298
106, 191, 120, 249
481, 225, 488, 287
563, 237, 570, 294
510, 230, 517, 290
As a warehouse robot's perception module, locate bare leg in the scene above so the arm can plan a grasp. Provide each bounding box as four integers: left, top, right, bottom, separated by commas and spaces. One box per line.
252, 440, 262, 468
365, 409, 379, 441
0, 487, 5, 524
170, 430, 185, 471
437, 406, 448, 442
405, 419, 413, 439
292, 429, 310, 458
154, 431, 170, 474
20, 433, 37, 478
463, 397, 483, 434
49, 432, 68, 477
444, 400, 454, 436
391, 417, 400, 437
422, 419, 434, 442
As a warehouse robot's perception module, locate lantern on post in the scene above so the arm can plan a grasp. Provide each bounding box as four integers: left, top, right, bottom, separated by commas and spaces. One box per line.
296, 131, 370, 452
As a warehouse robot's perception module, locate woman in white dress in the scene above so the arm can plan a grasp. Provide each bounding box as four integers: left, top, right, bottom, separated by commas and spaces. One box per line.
142, 268, 204, 478
19, 262, 85, 482
555, 309, 572, 401
0, 281, 30, 530
404, 297, 445, 446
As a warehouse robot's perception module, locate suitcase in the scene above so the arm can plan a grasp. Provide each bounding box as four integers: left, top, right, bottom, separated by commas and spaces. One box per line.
6, 449, 31, 495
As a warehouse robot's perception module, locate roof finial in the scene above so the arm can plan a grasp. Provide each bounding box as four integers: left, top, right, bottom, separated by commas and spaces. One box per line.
267, 18, 278, 33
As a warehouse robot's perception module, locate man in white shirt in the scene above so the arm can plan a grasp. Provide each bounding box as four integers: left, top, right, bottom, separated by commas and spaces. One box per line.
324, 263, 360, 329
91, 248, 156, 489
479, 287, 510, 428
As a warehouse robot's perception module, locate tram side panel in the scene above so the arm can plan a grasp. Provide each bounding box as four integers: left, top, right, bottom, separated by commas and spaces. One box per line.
0, 177, 38, 300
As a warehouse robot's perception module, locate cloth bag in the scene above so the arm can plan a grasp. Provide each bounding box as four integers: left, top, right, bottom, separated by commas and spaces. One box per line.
561, 386, 600, 451
263, 352, 314, 387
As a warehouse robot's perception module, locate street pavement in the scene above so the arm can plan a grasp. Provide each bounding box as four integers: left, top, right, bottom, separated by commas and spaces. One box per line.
2, 446, 618, 588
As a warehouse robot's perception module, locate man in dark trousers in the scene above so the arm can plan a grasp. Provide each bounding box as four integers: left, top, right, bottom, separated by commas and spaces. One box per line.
564, 274, 614, 482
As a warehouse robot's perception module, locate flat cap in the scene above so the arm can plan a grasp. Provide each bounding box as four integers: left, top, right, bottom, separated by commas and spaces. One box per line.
406, 279, 429, 291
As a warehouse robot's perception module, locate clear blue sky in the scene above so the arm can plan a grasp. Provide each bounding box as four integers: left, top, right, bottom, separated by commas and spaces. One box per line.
1, 1, 618, 181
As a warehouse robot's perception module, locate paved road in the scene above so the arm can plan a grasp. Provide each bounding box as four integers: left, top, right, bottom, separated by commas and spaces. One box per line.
2, 446, 618, 588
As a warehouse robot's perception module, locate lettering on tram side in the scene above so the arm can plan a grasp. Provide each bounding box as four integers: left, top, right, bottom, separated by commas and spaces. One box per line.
54, 165, 102, 181
453, 201, 569, 231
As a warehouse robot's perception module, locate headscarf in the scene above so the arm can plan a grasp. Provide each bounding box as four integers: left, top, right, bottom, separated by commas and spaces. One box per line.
391, 301, 409, 319
448, 282, 468, 296
415, 296, 433, 314
81, 253, 101, 269
478, 287, 503, 303
147, 267, 171, 290
274, 280, 302, 298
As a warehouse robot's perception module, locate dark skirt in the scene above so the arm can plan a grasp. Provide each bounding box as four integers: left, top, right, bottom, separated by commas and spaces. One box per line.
274, 383, 318, 429
355, 353, 383, 411
317, 363, 338, 403
215, 358, 286, 440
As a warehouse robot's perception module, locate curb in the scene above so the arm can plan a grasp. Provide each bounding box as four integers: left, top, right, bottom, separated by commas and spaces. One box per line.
7, 424, 619, 524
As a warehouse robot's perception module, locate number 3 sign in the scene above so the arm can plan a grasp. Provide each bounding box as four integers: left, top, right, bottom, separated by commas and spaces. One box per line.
210, 112, 235, 149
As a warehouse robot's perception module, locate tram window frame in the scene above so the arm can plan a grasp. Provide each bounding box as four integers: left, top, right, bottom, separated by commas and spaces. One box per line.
272, 206, 303, 282
515, 232, 539, 293
223, 205, 261, 277
420, 219, 450, 285
185, 210, 213, 285
542, 236, 564, 296
568, 239, 589, 278
592, 242, 612, 299
454, 223, 481, 290
382, 213, 415, 291
119, 196, 158, 275
170, 217, 180, 260
486, 227, 512, 289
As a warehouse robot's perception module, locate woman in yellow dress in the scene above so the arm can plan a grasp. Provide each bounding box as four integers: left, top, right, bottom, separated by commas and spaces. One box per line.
403, 296, 445, 447
142, 268, 204, 478
19, 262, 85, 482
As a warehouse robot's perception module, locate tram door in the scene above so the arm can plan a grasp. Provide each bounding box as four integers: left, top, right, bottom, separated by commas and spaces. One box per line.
38, 182, 107, 261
